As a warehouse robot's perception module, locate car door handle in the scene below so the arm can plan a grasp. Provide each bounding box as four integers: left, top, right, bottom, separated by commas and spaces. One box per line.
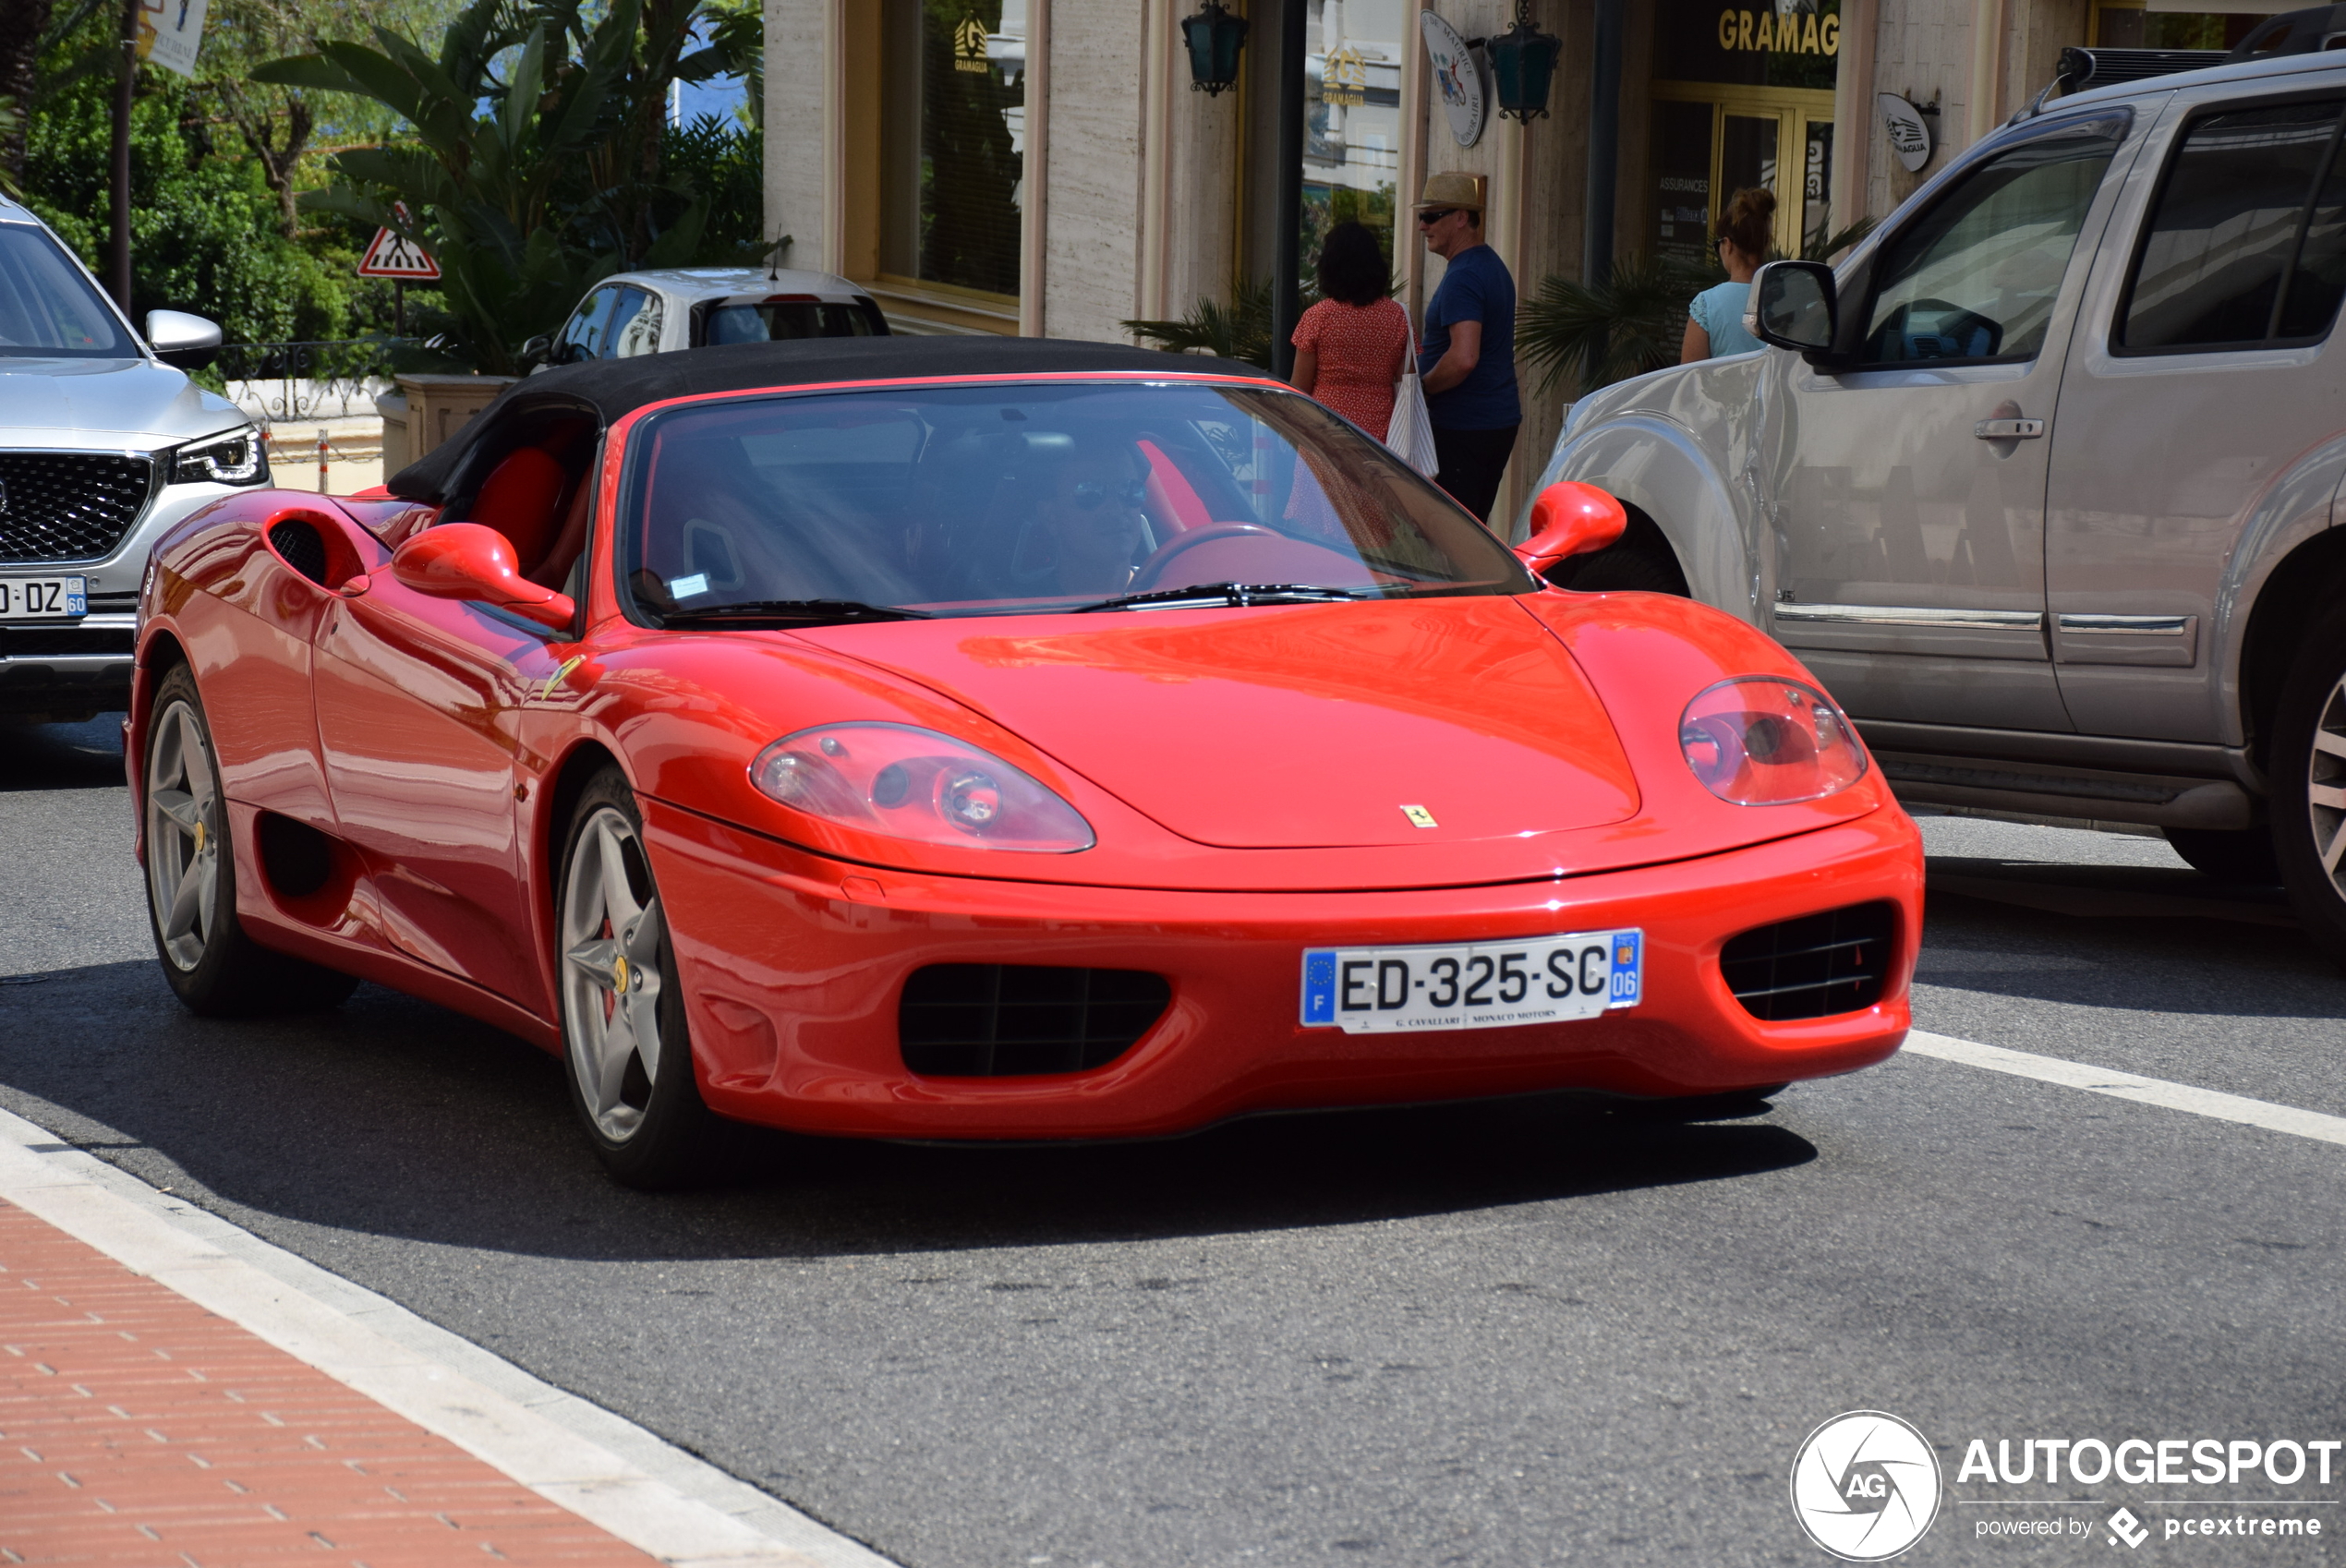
1975, 417, 2046, 440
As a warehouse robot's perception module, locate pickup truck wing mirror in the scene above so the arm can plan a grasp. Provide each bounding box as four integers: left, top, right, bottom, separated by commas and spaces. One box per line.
1748, 260, 1839, 357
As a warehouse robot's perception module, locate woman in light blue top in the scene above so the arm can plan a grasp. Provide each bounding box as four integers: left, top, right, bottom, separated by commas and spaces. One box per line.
1682, 186, 1773, 362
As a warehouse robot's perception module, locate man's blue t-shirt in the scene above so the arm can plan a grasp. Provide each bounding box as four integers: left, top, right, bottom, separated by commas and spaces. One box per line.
1418, 243, 1520, 430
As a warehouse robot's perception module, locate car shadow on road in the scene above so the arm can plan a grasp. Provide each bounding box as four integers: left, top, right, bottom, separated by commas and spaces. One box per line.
0, 714, 127, 793
1919, 856, 2345, 1019
0, 957, 1816, 1264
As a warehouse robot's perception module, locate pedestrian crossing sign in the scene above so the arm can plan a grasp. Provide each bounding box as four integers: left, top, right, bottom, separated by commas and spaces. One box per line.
357, 218, 441, 281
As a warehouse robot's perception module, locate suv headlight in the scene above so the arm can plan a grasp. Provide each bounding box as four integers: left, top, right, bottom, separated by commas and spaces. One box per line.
171, 428, 267, 487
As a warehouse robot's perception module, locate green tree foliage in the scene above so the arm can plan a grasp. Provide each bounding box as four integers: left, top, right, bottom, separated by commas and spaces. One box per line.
257, 0, 762, 373
22, 68, 350, 344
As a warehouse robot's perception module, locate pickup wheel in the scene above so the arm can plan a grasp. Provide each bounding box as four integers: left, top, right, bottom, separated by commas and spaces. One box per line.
1539, 505, 1690, 596
2271, 605, 2346, 967
2163, 826, 2280, 886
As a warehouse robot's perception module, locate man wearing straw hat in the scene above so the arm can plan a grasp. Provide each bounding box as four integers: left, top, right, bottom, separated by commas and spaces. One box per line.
1413, 172, 1519, 525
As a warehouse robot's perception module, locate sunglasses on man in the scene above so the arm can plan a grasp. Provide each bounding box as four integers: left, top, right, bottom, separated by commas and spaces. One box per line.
1416, 208, 1461, 225
1069, 477, 1149, 512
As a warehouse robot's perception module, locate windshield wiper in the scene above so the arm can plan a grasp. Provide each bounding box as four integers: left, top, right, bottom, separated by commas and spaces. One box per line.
657, 598, 936, 626
1072, 582, 1370, 613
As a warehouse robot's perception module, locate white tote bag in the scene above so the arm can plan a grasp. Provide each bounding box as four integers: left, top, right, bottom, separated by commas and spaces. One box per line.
1385, 365, 1441, 479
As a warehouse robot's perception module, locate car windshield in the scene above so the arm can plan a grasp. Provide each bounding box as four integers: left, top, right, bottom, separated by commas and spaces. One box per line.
617, 380, 1531, 621
0, 223, 139, 358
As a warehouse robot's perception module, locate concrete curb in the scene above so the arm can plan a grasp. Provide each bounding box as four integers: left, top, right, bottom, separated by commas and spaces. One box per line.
0, 1101, 899, 1568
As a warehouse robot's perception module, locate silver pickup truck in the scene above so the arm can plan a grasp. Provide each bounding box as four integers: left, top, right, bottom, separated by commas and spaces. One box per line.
1530, 44, 2346, 966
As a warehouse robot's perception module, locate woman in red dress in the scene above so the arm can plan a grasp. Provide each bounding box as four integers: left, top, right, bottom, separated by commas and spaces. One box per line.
1290, 222, 1410, 440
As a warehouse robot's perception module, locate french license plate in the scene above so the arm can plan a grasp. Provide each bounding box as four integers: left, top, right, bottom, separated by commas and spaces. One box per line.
0, 575, 87, 620
1300, 929, 1643, 1034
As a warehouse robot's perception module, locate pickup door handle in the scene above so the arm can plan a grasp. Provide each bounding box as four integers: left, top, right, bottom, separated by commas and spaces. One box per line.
1975, 417, 2047, 440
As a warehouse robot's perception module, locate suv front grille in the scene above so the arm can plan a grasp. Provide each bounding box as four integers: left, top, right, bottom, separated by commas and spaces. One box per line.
900, 964, 1172, 1077
0, 452, 154, 562
1719, 901, 1898, 1021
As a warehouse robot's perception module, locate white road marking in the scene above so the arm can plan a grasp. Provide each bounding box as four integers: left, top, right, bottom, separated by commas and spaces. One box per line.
1904, 1030, 2346, 1149
0, 1104, 896, 1568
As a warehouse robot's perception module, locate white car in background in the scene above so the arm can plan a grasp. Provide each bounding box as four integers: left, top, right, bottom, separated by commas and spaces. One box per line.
529, 267, 888, 368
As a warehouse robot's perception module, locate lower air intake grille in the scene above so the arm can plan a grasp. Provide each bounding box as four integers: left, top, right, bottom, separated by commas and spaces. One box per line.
900, 964, 1171, 1077
1719, 901, 1897, 1021
0, 452, 153, 562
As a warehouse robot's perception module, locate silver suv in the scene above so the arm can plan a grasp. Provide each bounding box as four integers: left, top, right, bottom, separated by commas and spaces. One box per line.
0, 196, 266, 721
1530, 46, 2346, 965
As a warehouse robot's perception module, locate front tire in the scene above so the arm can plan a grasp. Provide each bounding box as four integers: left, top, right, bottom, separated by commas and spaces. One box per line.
556, 766, 715, 1188
142, 666, 357, 1016
2271, 605, 2346, 968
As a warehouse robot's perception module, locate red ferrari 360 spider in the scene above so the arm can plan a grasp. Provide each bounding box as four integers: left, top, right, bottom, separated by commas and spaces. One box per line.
127, 338, 1921, 1185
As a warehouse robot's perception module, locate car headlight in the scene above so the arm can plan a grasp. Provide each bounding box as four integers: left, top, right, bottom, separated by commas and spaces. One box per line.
750, 723, 1095, 851
1679, 676, 1868, 805
171, 428, 267, 487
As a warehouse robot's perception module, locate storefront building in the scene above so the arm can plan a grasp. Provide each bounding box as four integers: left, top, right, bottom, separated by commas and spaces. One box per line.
763, 0, 2288, 525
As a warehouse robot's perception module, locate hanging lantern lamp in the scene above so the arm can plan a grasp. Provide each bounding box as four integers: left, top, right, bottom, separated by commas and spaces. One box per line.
1180, 0, 1249, 96
1485, 0, 1563, 122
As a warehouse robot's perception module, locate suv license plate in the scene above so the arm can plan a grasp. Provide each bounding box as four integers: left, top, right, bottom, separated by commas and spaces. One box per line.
1300, 929, 1643, 1034
0, 576, 88, 620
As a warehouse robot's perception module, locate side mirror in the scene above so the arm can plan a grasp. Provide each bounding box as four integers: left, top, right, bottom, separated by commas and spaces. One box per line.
391, 523, 575, 632
147, 309, 223, 369
1516, 482, 1628, 576
1748, 260, 1838, 356
521, 333, 553, 365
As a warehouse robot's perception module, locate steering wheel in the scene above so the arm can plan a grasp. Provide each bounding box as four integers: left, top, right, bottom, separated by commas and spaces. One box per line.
1883, 297, 2002, 361
1129, 524, 1279, 592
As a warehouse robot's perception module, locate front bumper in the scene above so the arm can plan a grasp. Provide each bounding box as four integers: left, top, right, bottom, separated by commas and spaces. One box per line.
643, 800, 1924, 1140
0, 612, 139, 713
2, 466, 258, 714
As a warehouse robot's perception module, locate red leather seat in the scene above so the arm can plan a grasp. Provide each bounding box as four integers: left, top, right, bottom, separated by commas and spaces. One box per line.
466, 447, 567, 573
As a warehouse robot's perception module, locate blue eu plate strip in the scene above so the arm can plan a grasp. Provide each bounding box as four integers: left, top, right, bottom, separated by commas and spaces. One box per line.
1300, 949, 1337, 1026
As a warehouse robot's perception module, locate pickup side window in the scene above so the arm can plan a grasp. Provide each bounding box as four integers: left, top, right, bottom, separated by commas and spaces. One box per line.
2118, 101, 2346, 352
1859, 117, 2126, 367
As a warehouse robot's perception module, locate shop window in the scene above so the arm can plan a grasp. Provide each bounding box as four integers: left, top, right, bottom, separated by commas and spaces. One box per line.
880, 0, 1026, 301
2091, 4, 2277, 50
1648, 0, 1840, 259
2120, 102, 2346, 352
1300, 0, 1403, 281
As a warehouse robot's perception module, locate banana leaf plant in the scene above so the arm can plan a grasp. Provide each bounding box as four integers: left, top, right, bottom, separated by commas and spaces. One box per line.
1519, 213, 1879, 396
255, 0, 735, 374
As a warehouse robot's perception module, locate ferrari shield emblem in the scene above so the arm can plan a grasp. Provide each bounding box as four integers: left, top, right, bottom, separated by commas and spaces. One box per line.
1400, 804, 1437, 828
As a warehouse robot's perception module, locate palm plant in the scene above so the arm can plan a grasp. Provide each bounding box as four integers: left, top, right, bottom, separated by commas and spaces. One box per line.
1519, 210, 1880, 396
255, 0, 738, 373
1125, 276, 1306, 371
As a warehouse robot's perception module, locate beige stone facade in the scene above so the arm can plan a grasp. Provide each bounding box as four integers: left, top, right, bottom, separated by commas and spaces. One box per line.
762, 0, 2263, 519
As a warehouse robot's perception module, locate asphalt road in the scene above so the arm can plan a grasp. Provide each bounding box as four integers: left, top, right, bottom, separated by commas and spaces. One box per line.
4, 715, 2341, 1566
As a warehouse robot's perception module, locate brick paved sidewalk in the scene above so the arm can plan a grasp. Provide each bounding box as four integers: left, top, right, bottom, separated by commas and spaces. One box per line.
0, 1199, 659, 1568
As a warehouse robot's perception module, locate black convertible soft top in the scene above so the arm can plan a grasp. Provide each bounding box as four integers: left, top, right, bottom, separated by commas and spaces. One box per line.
386, 336, 1269, 502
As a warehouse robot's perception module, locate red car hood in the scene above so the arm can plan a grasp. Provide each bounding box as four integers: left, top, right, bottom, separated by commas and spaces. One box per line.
797, 597, 1639, 850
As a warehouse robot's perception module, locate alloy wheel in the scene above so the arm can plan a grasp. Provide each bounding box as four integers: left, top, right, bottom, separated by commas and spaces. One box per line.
560, 805, 667, 1143
2307, 670, 2346, 898
145, 698, 223, 971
